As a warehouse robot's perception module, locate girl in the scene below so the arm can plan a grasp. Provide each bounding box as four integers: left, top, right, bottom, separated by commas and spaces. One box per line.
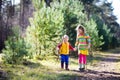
75, 25, 91, 72
57, 35, 74, 70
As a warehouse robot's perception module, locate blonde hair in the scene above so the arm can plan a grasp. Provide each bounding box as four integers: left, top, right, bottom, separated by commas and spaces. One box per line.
61, 35, 69, 42
62, 35, 69, 40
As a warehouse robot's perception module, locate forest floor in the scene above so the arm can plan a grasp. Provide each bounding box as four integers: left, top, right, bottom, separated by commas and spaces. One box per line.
0, 48, 120, 80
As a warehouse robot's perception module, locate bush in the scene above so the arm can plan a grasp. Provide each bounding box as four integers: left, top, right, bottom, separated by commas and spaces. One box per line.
25, 0, 64, 59
92, 15, 113, 50
84, 19, 104, 50
2, 26, 28, 64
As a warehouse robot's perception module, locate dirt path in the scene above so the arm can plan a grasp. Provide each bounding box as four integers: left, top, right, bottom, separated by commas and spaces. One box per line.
70, 48, 120, 80
41, 48, 120, 80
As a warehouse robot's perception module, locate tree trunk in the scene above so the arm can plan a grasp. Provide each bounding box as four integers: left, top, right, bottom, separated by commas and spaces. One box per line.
0, 0, 3, 51
20, 0, 33, 32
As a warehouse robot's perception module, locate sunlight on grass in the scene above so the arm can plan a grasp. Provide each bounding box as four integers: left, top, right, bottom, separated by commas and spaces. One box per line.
115, 62, 120, 73
69, 58, 79, 70
0, 58, 82, 80
1, 49, 119, 80
0, 52, 103, 80
0, 53, 5, 61
39, 57, 79, 71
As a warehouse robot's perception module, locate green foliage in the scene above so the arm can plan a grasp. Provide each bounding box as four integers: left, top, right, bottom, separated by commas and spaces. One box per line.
57, 0, 103, 49
26, 0, 64, 58
59, 0, 85, 46
92, 14, 113, 50
2, 26, 28, 64
84, 19, 104, 49
101, 24, 113, 49
83, 0, 120, 50
26, 0, 104, 59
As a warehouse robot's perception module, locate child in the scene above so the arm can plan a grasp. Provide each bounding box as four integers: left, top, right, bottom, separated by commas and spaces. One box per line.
75, 25, 91, 72
57, 35, 74, 70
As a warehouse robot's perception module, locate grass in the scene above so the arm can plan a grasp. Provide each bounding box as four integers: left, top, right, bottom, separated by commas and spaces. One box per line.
0, 57, 82, 80
0, 53, 101, 80
116, 62, 120, 73
0, 49, 120, 80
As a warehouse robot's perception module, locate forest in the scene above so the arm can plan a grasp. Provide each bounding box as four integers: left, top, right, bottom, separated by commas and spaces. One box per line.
0, 0, 120, 80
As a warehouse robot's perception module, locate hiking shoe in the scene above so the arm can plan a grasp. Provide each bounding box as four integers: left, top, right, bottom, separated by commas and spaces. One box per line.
66, 68, 69, 71
79, 68, 85, 72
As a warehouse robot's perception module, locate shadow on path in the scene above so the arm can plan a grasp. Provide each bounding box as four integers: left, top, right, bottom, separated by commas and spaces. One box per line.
72, 69, 120, 80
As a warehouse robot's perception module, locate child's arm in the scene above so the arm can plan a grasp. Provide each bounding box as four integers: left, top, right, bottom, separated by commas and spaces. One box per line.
74, 38, 79, 51
56, 43, 62, 50
56, 43, 62, 57
85, 33, 91, 49
69, 44, 74, 51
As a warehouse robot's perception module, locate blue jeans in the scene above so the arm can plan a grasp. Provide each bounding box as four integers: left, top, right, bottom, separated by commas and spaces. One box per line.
60, 54, 69, 65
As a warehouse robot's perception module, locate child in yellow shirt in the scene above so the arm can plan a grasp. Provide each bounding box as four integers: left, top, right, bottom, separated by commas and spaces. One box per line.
57, 35, 74, 70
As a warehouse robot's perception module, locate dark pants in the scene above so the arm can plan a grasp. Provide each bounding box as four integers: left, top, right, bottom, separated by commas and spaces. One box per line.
60, 54, 69, 69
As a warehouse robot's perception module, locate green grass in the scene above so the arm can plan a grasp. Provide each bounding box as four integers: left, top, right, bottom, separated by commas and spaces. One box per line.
116, 62, 120, 73
1, 49, 120, 80
0, 58, 82, 80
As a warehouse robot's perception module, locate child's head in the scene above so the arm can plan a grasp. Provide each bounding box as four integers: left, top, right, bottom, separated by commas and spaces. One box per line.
76, 24, 85, 34
62, 35, 69, 42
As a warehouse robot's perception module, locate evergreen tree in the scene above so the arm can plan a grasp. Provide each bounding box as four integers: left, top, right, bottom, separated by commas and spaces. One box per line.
26, 0, 64, 58
26, 0, 103, 59
81, 0, 120, 49
2, 26, 28, 64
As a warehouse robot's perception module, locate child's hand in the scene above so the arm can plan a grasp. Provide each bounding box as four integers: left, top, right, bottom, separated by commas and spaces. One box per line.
56, 47, 59, 51
73, 48, 77, 51
87, 43, 91, 49
59, 55, 61, 59
87, 45, 90, 49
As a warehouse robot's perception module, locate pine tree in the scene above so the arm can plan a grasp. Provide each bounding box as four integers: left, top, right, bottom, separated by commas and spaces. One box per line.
26, 0, 64, 58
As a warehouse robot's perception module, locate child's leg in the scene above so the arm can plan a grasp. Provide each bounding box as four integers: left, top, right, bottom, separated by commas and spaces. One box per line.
79, 54, 86, 71
60, 55, 65, 69
65, 55, 69, 70
82, 54, 87, 70
79, 54, 83, 68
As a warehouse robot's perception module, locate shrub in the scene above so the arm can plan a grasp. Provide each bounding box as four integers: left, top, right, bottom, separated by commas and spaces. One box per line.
25, 0, 64, 59
2, 26, 28, 64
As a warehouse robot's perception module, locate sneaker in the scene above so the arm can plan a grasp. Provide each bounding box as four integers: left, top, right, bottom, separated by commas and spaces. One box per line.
66, 68, 69, 71
79, 68, 84, 72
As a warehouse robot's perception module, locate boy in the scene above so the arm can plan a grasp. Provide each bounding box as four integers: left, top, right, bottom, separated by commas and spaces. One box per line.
57, 35, 74, 70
